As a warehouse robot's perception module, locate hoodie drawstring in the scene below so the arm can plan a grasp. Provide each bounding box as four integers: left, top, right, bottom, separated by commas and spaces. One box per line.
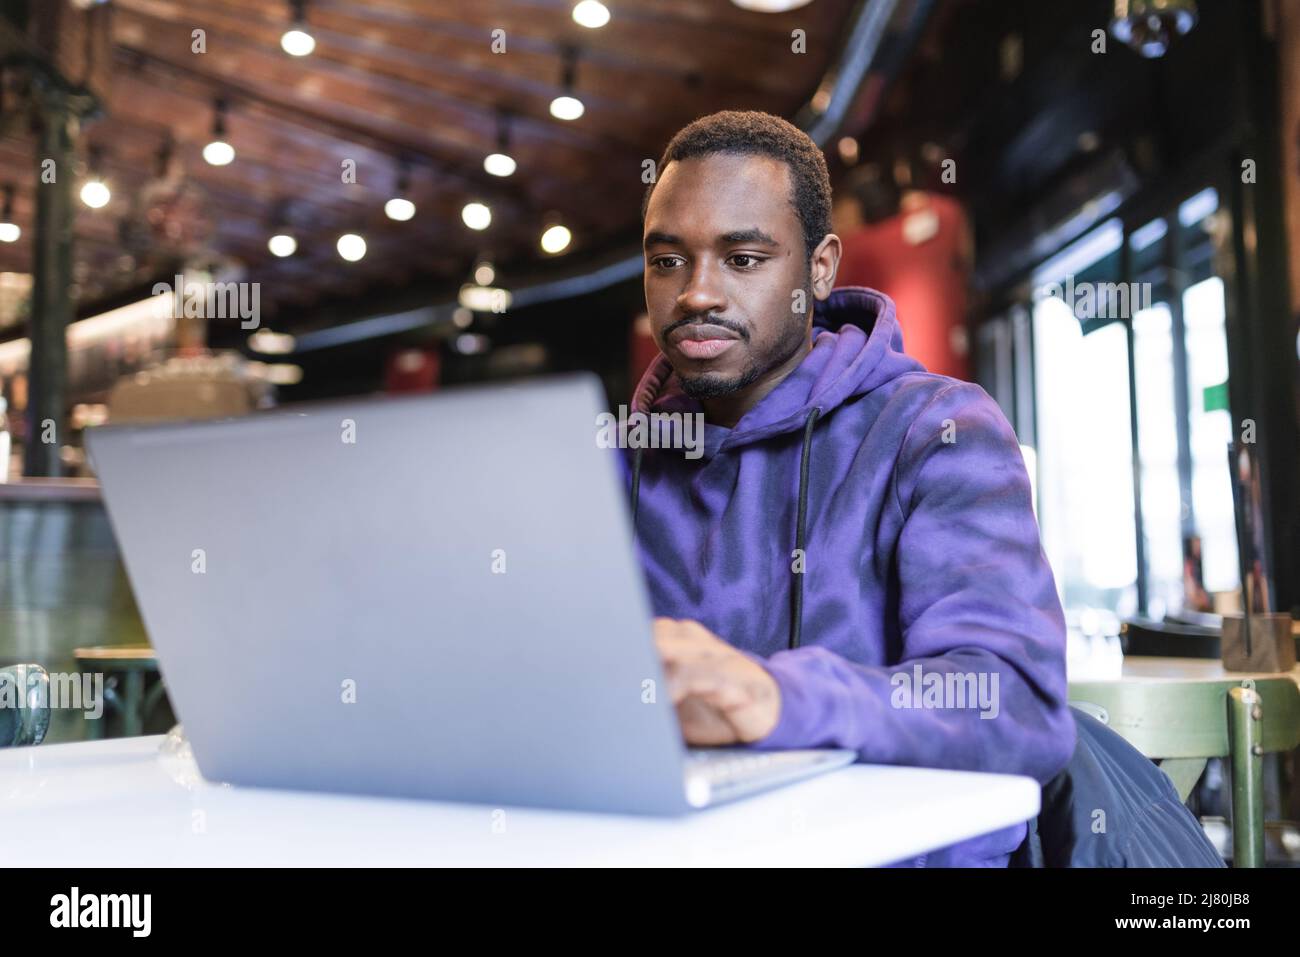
789, 406, 820, 649
628, 406, 822, 652
630, 444, 645, 529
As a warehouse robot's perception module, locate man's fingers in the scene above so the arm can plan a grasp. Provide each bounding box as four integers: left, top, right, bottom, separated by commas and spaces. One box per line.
664, 659, 753, 709
675, 696, 737, 746
654, 629, 728, 665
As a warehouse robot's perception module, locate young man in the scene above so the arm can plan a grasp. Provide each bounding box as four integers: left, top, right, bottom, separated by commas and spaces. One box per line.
631, 110, 1074, 867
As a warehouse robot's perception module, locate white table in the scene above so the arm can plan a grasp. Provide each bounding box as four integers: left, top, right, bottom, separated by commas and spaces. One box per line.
1, 737, 1040, 866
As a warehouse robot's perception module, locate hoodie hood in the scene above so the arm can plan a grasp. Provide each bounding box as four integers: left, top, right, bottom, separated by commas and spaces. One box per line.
630, 286, 924, 448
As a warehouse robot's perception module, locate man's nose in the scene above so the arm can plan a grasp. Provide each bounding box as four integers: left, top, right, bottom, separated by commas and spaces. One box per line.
676, 259, 726, 316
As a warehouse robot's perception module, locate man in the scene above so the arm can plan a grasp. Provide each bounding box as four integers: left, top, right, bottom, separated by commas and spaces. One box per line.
630, 110, 1075, 867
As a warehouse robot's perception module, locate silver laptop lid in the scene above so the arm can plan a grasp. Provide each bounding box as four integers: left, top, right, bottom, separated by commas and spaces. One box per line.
86, 373, 692, 814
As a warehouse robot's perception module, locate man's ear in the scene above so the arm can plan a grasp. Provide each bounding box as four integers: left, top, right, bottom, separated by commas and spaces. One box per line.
810, 232, 842, 299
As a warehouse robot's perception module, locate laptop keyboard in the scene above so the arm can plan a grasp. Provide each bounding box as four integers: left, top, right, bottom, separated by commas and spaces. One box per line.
682, 748, 857, 807
685, 748, 836, 785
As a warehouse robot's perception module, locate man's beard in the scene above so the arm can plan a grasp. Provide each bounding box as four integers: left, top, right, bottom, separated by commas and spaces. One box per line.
677, 281, 812, 402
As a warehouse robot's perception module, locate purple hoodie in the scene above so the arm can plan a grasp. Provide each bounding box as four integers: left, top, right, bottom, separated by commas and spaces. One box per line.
623, 286, 1075, 867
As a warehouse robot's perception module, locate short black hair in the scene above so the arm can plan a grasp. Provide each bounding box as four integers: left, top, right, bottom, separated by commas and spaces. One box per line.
641, 110, 832, 262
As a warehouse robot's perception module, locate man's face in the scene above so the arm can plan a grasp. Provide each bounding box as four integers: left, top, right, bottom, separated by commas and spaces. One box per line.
643, 153, 814, 401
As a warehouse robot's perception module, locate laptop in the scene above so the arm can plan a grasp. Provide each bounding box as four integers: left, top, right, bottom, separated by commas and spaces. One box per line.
85, 373, 855, 815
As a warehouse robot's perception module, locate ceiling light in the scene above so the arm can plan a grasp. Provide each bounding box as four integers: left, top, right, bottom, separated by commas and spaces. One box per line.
80, 179, 110, 209
484, 109, 517, 176
248, 329, 297, 354
458, 284, 512, 313
0, 186, 18, 242
204, 99, 235, 166
264, 363, 304, 385
281, 0, 316, 56
540, 224, 571, 254
462, 202, 491, 230
385, 158, 416, 221
268, 234, 297, 257
484, 153, 517, 177
385, 197, 415, 221
550, 46, 585, 120
337, 233, 367, 261
572, 1, 611, 28
730, 0, 814, 11
550, 96, 584, 121
203, 141, 235, 166
81, 147, 110, 209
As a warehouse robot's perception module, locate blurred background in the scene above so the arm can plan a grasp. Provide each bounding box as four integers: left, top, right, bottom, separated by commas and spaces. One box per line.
1, 0, 1298, 770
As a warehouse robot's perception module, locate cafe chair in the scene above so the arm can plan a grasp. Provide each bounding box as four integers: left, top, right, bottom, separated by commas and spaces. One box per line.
0, 664, 51, 747
1068, 670, 1300, 867
1012, 706, 1225, 867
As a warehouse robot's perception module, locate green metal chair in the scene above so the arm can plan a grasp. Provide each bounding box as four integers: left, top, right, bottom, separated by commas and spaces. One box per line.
1069, 663, 1300, 867
0, 664, 51, 747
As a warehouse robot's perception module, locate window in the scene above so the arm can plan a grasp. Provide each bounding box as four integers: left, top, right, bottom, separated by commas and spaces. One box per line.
979, 187, 1240, 623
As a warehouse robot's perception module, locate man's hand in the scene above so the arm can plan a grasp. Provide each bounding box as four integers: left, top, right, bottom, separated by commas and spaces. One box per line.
653, 617, 781, 745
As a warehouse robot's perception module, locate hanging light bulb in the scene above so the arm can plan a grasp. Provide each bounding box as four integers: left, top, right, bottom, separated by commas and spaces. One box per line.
281, 0, 317, 56
385, 198, 415, 221
248, 329, 297, 354
484, 109, 516, 177
483, 152, 516, 177
572, 1, 611, 29
203, 98, 235, 166
540, 223, 571, 254
268, 234, 297, 257
0, 186, 19, 242
266, 199, 297, 257
337, 233, 367, 261
80, 180, 110, 208
550, 46, 585, 120
730, 0, 814, 10
384, 158, 416, 221
80, 147, 111, 209
461, 202, 491, 231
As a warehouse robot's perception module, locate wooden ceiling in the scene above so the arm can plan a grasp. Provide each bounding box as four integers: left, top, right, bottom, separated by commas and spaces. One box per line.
0, 0, 858, 333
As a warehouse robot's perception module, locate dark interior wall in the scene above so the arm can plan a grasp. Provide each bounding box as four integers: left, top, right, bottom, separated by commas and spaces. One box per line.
282, 260, 645, 411
892, 0, 1298, 614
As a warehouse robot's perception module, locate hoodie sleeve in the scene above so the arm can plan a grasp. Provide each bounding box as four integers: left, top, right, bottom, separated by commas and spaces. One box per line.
749, 382, 1075, 785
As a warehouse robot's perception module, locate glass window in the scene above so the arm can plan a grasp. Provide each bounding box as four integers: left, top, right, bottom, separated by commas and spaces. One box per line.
1032, 291, 1138, 616
1183, 275, 1239, 594
995, 188, 1241, 623
1132, 301, 1184, 617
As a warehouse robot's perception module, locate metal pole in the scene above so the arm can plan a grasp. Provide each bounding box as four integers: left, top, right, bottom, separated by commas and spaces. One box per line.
24, 77, 75, 477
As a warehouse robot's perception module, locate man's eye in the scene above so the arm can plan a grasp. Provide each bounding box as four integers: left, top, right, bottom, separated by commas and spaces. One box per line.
652, 256, 683, 269
728, 255, 764, 269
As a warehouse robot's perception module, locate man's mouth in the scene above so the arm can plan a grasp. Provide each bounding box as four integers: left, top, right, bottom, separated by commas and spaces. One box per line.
670, 323, 741, 361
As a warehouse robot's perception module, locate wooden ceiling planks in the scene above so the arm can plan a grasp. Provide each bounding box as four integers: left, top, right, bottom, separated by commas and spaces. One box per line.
0, 0, 854, 333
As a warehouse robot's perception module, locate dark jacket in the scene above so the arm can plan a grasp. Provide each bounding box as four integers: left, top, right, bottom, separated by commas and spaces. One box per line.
1011, 707, 1225, 867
